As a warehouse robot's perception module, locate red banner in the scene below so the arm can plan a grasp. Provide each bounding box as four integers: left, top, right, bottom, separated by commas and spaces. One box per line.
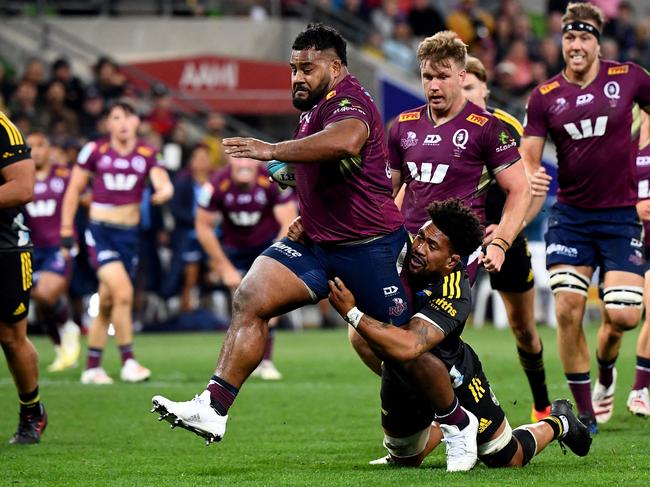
125, 55, 297, 115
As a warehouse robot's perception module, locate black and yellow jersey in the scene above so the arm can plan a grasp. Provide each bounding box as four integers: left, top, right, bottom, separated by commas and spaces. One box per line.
0, 111, 32, 250
484, 106, 524, 226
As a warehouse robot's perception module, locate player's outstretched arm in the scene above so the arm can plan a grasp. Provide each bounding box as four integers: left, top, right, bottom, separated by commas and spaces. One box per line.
519, 135, 547, 223
223, 118, 368, 164
328, 277, 444, 362
149, 166, 174, 205
60, 165, 91, 256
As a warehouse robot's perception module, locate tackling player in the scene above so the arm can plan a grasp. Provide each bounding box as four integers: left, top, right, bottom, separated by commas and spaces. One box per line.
521, 2, 650, 431
461, 56, 552, 421
152, 23, 418, 446
195, 154, 297, 380
0, 111, 46, 444
328, 198, 592, 469
23, 131, 80, 372
61, 100, 173, 384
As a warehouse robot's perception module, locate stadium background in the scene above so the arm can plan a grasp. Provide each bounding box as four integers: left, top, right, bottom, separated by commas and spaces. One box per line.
1, 1, 650, 484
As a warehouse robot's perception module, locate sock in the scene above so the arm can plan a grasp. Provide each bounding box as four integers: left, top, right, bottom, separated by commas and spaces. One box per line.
19, 387, 41, 418
435, 396, 470, 430
632, 355, 650, 390
119, 344, 135, 364
44, 320, 61, 346
52, 297, 69, 327
517, 345, 551, 411
541, 415, 565, 440
597, 354, 617, 388
207, 375, 239, 416
566, 372, 594, 417
86, 347, 103, 369
263, 330, 274, 361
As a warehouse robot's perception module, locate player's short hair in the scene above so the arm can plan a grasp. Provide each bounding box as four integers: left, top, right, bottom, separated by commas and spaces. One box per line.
562, 2, 604, 31
292, 23, 348, 66
426, 198, 484, 257
107, 99, 137, 117
417, 31, 467, 69
465, 56, 488, 83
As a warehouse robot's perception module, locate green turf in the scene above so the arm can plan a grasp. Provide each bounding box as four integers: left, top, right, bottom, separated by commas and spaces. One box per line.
1, 324, 650, 486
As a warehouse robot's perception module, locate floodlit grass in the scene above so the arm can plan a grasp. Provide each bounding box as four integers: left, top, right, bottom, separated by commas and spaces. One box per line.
1, 324, 649, 485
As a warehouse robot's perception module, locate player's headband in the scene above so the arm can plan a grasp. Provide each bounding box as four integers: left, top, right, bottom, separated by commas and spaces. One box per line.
562, 21, 601, 42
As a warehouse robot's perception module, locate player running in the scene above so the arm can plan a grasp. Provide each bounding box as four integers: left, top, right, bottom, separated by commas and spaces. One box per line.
0, 111, 47, 444
23, 131, 80, 372
195, 154, 297, 379
461, 56, 552, 421
328, 198, 592, 469
521, 1, 650, 431
61, 100, 173, 384
152, 23, 414, 445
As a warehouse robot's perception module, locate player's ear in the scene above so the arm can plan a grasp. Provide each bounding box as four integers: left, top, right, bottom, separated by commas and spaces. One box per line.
330, 58, 342, 78
447, 253, 461, 271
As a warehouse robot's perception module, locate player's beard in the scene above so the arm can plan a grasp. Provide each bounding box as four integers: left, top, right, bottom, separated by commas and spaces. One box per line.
292, 78, 330, 111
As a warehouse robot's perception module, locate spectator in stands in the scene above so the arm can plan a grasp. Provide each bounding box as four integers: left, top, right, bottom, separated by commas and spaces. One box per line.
500, 39, 535, 94
43, 80, 79, 137
92, 57, 126, 102
603, 1, 637, 61
539, 36, 563, 77
78, 87, 105, 141
202, 112, 227, 169
382, 18, 418, 71
408, 0, 445, 38
21, 58, 47, 98
147, 83, 177, 142
8, 80, 47, 130
0, 62, 15, 107
336, 0, 372, 23
50, 58, 85, 113
371, 0, 403, 39
446, 0, 495, 50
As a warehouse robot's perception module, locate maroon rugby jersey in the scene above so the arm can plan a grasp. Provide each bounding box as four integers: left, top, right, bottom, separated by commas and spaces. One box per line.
199, 166, 294, 249
76, 138, 163, 206
636, 141, 650, 246
525, 60, 650, 209
293, 74, 404, 243
24, 165, 70, 248
389, 101, 521, 233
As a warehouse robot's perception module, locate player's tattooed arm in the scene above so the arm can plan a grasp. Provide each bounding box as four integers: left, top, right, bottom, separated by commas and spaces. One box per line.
328, 277, 444, 362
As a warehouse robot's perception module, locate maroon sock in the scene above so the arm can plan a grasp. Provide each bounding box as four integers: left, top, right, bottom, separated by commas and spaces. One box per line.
119, 344, 135, 364
86, 347, 103, 369
263, 331, 274, 361
566, 372, 594, 416
52, 297, 69, 327
207, 375, 239, 416
633, 356, 650, 390
435, 396, 470, 430
597, 354, 617, 388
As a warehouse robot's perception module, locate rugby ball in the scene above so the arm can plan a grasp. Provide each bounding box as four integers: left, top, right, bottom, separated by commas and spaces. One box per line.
267, 160, 296, 187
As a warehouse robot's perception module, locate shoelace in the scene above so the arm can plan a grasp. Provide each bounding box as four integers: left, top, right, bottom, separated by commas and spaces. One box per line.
442, 431, 469, 460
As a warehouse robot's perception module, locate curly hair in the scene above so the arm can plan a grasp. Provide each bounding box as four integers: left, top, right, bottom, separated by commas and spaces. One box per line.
417, 30, 467, 69
426, 198, 484, 257
292, 23, 348, 66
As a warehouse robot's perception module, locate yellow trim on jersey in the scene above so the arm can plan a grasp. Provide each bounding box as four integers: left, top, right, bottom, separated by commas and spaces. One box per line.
442, 271, 462, 299
492, 108, 523, 136
20, 251, 32, 291
0, 112, 24, 145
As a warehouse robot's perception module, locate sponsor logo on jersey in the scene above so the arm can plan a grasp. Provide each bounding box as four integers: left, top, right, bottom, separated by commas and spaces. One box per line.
2, 151, 16, 159
603, 81, 620, 100
423, 134, 442, 145
270, 241, 302, 258
383, 286, 399, 297
326, 90, 336, 100
608, 65, 629, 75
400, 131, 418, 149
550, 97, 569, 115
637, 156, 650, 167
576, 93, 594, 106
539, 81, 560, 95
399, 111, 420, 122
339, 98, 351, 107
478, 418, 493, 434
136, 145, 153, 157
498, 130, 511, 145
388, 297, 407, 317
433, 297, 457, 317
466, 113, 488, 126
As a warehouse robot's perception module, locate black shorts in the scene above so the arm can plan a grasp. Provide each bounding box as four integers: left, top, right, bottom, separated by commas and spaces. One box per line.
489, 234, 534, 293
0, 249, 33, 324
380, 358, 504, 444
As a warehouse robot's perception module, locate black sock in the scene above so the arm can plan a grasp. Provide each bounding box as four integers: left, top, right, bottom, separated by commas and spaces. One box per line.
19, 387, 41, 418
518, 345, 551, 411
541, 416, 564, 440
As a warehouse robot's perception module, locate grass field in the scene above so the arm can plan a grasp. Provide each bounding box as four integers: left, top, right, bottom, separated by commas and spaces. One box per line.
1, 324, 649, 486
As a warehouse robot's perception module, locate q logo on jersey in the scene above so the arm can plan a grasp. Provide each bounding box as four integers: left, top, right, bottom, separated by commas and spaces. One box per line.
604, 81, 620, 100
452, 129, 469, 150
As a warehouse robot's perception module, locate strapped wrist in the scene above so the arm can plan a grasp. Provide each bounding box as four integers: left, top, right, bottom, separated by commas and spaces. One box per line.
345, 307, 364, 329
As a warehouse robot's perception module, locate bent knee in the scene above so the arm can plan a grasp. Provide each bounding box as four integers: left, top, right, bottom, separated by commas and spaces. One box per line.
606, 310, 641, 331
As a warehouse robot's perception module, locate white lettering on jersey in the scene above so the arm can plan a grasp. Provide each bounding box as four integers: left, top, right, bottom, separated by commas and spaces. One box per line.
639, 179, 650, 199
102, 173, 138, 191
228, 211, 262, 226
563, 116, 608, 140
25, 199, 57, 217
406, 162, 449, 184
